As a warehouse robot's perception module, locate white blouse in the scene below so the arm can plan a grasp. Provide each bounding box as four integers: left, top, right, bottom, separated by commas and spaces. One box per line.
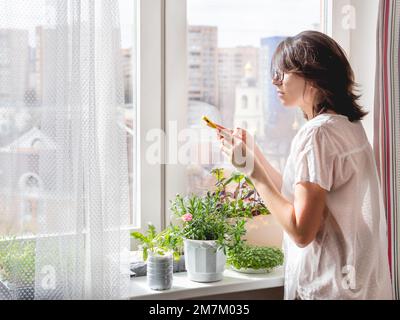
281, 113, 393, 300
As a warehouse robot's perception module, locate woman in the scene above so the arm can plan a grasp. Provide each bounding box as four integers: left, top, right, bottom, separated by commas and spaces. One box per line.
217, 31, 392, 300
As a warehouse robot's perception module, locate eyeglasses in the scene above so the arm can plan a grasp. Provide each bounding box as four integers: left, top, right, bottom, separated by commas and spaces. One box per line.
272, 70, 285, 83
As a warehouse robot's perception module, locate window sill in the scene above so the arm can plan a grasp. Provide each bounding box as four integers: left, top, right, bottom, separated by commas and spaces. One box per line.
128, 266, 284, 300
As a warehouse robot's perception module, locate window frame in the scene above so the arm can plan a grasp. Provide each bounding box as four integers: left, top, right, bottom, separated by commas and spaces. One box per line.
136, 0, 167, 235
134, 0, 188, 235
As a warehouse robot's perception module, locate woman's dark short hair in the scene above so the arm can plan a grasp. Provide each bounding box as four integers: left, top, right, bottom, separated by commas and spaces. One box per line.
271, 30, 368, 122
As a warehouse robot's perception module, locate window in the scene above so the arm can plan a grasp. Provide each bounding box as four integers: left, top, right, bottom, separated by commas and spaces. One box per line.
0, 0, 137, 236
182, 0, 322, 195
20, 174, 41, 191
31, 138, 43, 149
241, 95, 248, 109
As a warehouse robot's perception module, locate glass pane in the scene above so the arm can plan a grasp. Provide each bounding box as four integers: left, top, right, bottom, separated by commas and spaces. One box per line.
0, 0, 137, 235
186, 0, 321, 194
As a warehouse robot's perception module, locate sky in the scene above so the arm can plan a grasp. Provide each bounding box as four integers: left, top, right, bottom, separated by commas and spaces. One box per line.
187, 0, 321, 48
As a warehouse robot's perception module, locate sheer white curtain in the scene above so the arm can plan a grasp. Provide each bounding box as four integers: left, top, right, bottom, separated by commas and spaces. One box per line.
0, 0, 132, 299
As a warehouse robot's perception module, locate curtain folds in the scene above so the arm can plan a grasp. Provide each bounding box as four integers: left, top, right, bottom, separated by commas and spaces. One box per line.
374, 0, 400, 300
0, 0, 132, 300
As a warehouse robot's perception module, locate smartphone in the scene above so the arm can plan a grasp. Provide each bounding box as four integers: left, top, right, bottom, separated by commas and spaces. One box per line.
202, 115, 219, 129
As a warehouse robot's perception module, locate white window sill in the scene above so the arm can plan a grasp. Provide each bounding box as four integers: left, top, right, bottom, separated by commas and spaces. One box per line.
128, 266, 284, 300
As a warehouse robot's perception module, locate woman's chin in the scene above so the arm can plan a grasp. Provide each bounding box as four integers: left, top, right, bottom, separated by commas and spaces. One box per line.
279, 98, 296, 108
279, 98, 290, 107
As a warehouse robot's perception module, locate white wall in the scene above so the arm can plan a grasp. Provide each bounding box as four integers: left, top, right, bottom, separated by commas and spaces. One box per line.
349, 0, 379, 144
330, 0, 379, 144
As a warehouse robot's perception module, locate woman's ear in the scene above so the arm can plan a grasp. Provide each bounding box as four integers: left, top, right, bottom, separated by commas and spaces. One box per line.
308, 82, 320, 95
308, 81, 317, 90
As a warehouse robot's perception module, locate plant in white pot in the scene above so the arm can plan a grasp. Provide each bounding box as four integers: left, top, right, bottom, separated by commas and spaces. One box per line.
131, 224, 182, 291
170, 170, 246, 283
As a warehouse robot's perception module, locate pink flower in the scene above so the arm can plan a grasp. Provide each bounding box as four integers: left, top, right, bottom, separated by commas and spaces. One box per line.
182, 213, 193, 222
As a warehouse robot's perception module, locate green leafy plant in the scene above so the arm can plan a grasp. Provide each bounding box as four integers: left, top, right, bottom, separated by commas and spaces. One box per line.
169, 168, 276, 256
207, 168, 283, 271
0, 237, 36, 287
211, 168, 270, 218
227, 244, 284, 271
131, 223, 183, 261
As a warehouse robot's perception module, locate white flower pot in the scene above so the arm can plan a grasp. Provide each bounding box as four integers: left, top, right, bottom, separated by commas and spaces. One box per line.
183, 239, 226, 283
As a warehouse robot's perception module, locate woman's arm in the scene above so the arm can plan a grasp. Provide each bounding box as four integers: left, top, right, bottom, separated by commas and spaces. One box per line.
218, 127, 326, 248
250, 167, 326, 248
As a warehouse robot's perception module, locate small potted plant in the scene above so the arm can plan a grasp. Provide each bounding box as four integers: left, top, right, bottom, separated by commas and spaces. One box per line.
131, 223, 182, 291
170, 188, 246, 283
0, 237, 36, 300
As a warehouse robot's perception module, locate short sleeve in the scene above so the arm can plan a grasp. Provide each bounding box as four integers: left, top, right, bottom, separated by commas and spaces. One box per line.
293, 126, 335, 192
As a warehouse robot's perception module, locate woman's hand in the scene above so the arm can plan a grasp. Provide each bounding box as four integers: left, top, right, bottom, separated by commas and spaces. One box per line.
216, 126, 261, 177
